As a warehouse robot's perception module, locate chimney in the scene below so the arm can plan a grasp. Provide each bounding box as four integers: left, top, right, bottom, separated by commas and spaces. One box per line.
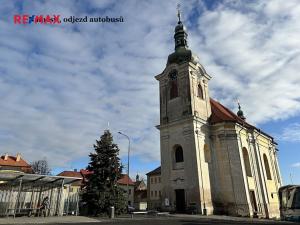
16, 153, 21, 162
4, 153, 8, 161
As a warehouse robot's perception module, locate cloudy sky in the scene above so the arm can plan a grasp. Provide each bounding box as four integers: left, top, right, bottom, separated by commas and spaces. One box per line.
0, 0, 299, 184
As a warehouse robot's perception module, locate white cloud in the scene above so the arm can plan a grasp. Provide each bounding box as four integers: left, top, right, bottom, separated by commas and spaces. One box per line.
280, 123, 300, 142
291, 162, 300, 168
0, 0, 300, 170
190, 0, 300, 124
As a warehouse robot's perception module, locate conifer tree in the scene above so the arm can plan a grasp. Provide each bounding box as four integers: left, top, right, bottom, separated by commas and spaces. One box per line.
82, 130, 126, 215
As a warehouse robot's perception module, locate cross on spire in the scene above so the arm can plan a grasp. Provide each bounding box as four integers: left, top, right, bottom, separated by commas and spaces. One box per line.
177, 3, 181, 23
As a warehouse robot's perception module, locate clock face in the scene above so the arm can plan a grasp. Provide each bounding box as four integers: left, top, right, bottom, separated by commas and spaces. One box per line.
169, 70, 178, 80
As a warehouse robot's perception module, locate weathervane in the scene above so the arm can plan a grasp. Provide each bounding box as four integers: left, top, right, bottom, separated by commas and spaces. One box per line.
237, 99, 241, 110
177, 3, 181, 23
235, 98, 240, 108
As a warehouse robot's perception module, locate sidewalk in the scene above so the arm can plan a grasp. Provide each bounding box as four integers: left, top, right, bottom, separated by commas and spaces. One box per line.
0, 214, 291, 224
0, 216, 102, 224
168, 214, 290, 224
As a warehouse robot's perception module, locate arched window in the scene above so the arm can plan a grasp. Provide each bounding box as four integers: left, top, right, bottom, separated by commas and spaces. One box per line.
175, 145, 184, 163
204, 144, 211, 163
242, 147, 252, 177
263, 154, 272, 180
198, 84, 204, 99
169, 70, 178, 99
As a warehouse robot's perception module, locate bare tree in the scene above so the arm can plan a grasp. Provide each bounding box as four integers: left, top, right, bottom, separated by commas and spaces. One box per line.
31, 159, 51, 175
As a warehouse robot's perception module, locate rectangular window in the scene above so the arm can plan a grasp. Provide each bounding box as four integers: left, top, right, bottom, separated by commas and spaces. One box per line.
154, 177, 157, 183
159, 191, 161, 197
155, 191, 157, 197
129, 189, 131, 195
151, 191, 153, 197
158, 177, 161, 183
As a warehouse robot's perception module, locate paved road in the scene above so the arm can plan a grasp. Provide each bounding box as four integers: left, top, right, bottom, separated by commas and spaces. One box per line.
22, 216, 293, 225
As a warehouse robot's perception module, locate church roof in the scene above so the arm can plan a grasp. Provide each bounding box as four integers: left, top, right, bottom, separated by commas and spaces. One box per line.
210, 98, 274, 140
210, 98, 251, 126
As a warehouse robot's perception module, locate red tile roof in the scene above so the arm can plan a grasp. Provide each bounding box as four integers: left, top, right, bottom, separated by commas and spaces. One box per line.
57, 171, 83, 178
0, 155, 32, 173
117, 174, 135, 186
0, 155, 30, 167
210, 98, 251, 126
210, 98, 274, 139
57, 170, 84, 186
80, 169, 93, 175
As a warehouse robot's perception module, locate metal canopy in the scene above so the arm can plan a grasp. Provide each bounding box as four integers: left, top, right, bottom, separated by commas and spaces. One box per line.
0, 171, 82, 217
0, 171, 82, 187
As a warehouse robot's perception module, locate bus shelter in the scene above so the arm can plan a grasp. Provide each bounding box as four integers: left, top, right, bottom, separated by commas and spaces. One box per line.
0, 171, 82, 218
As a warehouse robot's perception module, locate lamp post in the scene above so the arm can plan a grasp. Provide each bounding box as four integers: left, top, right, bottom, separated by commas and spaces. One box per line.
118, 131, 131, 207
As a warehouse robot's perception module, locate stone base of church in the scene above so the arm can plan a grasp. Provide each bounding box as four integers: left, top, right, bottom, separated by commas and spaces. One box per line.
212, 202, 250, 217
268, 203, 281, 219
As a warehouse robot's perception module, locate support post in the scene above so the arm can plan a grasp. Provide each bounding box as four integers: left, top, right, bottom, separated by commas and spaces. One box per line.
28, 186, 35, 217
6, 186, 14, 217
75, 192, 79, 216
0, 190, 4, 216
48, 185, 54, 216
66, 185, 70, 216
37, 186, 43, 217
14, 178, 23, 218
56, 180, 64, 216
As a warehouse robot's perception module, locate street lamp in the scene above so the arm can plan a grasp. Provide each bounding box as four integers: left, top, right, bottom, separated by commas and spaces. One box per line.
118, 131, 131, 207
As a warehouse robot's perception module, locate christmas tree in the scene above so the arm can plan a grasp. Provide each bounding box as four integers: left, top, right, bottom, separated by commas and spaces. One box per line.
82, 130, 126, 216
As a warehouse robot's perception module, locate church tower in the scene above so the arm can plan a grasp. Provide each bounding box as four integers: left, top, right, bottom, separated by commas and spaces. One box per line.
155, 10, 213, 214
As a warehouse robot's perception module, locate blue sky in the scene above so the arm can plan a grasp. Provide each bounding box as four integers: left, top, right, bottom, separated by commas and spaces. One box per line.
0, 0, 299, 184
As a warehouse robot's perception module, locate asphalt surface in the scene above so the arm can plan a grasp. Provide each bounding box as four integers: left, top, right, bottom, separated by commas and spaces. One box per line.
22, 216, 293, 225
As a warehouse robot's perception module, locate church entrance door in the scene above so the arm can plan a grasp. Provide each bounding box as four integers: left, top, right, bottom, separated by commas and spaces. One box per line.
175, 189, 186, 212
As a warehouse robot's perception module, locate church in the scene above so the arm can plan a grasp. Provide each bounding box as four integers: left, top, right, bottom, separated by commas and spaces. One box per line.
153, 11, 282, 218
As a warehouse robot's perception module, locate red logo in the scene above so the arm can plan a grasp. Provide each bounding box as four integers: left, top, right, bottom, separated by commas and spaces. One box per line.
14, 15, 61, 24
